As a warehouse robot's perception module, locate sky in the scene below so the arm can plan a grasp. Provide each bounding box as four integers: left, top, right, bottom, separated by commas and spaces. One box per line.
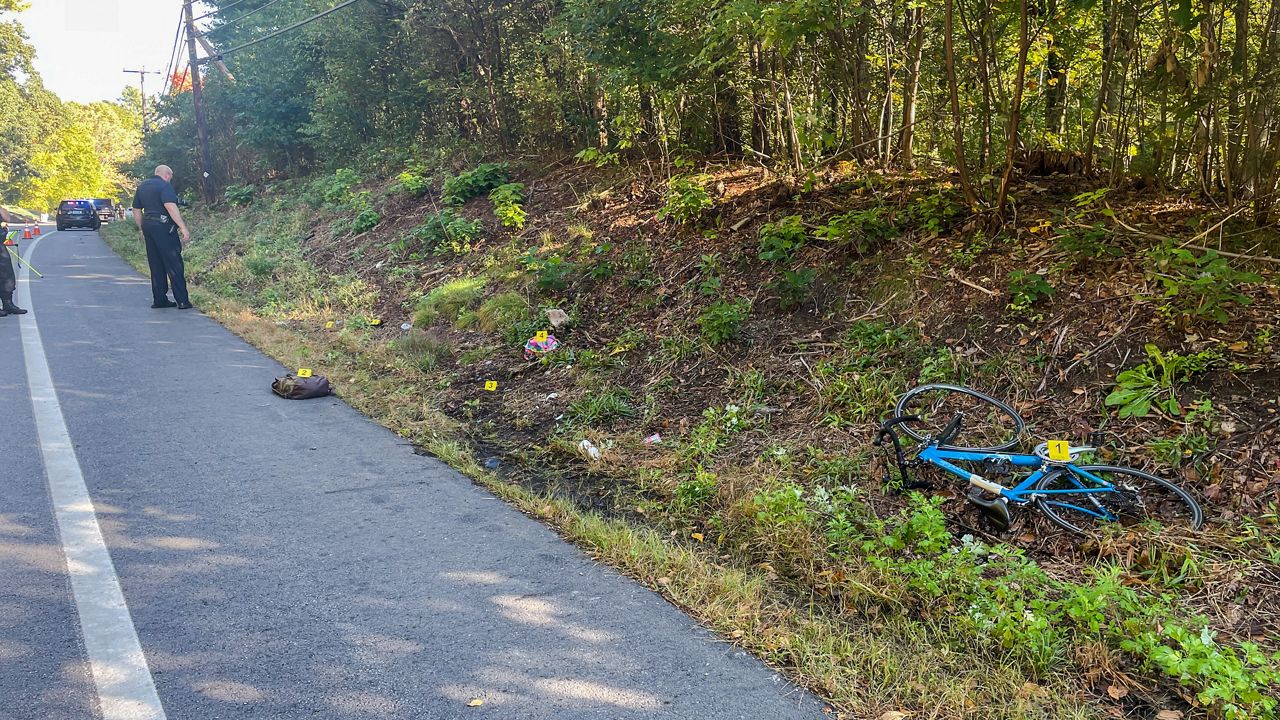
17, 0, 215, 104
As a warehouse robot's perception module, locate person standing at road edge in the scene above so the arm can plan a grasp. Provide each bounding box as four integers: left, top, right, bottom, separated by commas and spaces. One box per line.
0, 205, 28, 317
132, 165, 193, 309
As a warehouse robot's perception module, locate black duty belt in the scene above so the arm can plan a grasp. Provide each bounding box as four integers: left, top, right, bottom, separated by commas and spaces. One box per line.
142, 213, 171, 223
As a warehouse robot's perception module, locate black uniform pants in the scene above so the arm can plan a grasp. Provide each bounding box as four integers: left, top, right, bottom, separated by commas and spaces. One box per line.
142, 220, 189, 305
0, 242, 16, 305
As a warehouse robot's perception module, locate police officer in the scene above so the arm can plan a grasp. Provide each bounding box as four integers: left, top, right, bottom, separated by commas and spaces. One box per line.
132, 165, 193, 309
0, 206, 27, 318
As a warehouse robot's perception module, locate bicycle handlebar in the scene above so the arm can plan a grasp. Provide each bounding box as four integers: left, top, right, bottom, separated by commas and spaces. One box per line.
874, 415, 921, 446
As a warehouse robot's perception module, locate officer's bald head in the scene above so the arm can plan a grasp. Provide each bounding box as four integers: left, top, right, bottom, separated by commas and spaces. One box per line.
154, 165, 173, 181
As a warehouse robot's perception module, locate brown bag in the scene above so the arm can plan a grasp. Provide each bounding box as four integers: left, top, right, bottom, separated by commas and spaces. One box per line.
271, 374, 333, 399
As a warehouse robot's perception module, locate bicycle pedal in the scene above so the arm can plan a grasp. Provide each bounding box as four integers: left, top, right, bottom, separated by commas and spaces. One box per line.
965, 488, 1012, 531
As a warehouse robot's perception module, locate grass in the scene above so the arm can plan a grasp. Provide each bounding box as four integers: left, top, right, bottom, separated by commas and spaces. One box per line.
107, 218, 1099, 718
393, 329, 452, 372
475, 291, 538, 343
565, 386, 636, 426
100, 172, 1280, 720
413, 276, 487, 327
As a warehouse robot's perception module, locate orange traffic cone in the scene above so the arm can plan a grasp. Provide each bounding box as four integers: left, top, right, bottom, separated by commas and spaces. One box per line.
22, 226, 32, 240
32, 224, 40, 236
3, 235, 15, 246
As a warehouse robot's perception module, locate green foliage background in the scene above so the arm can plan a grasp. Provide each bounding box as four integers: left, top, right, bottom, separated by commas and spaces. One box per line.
0, 3, 143, 211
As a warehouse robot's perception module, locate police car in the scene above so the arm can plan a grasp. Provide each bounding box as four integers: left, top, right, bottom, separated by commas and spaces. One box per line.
55, 199, 102, 231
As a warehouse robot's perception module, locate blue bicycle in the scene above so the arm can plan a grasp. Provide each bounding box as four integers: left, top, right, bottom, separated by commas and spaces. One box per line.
875, 384, 1204, 535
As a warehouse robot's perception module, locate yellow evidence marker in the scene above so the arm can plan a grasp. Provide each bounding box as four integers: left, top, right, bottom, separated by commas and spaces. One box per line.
484, 380, 498, 392
534, 330, 548, 343
325, 321, 335, 329
297, 368, 313, 378
1046, 440, 1071, 462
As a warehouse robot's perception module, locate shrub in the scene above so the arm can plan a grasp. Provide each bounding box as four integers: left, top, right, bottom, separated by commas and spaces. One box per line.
574, 147, 619, 167
522, 248, 577, 291
758, 215, 807, 264
698, 299, 750, 345
317, 168, 360, 205
1104, 343, 1218, 418
1122, 624, 1280, 720
489, 182, 527, 230
442, 162, 510, 205
397, 170, 431, 197
411, 210, 483, 254
352, 204, 380, 234
1147, 245, 1262, 324
752, 483, 811, 528
904, 190, 960, 234
413, 277, 487, 327
1055, 222, 1120, 259
673, 467, 717, 512
1007, 270, 1053, 312
657, 174, 712, 224
814, 206, 895, 252
224, 184, 255, 206
244, 251, 277, 278
770, 267, 816, 310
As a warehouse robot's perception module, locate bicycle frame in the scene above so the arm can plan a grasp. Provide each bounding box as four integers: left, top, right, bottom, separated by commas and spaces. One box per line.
918, 445, 1122, 520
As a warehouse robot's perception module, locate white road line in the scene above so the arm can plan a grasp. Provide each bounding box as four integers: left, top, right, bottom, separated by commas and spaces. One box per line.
16, 234, 167, 720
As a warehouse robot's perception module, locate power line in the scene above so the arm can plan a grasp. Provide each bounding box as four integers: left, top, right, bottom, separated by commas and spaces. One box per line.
191, 0, 253, 22
160, 9, 186, 95
199, 0, 365, 63
210, 0, 286, 32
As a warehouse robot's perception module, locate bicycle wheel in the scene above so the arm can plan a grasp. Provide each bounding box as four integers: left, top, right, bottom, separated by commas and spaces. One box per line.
893, 384, 1025, 451
1034, 465, 1204, 535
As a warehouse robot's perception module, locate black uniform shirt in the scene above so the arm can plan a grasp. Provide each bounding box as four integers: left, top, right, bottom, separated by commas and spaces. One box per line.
132, 176, 180, 219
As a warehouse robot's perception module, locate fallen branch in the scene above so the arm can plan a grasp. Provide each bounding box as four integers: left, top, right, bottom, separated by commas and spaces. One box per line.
937, 270, 999, 296
1105, 205, 1279, 264
1178, 243, 1280, 265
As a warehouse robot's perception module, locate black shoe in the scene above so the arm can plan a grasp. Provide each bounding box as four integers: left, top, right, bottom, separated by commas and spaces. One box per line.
151, 300, 177, 308
176, 302, 194, 310
1, 304, 25, 315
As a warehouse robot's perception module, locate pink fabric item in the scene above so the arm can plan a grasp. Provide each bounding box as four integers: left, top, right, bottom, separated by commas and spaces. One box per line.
523, 334, 559, 360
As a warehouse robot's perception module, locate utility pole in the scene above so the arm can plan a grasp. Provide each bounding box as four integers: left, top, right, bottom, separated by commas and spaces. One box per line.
122, 67, 163, 133
183, 0, 214, 203
193, 30, 235, 82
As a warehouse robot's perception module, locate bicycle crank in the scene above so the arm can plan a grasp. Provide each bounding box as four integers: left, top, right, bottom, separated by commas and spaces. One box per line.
965, 488, 1012, 530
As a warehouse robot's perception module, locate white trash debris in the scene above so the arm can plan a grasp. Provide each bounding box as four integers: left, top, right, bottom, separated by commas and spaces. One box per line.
578, 439, 601, 460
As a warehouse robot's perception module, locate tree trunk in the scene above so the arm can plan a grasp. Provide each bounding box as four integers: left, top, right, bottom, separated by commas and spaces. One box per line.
1084, 0, 1121, 172
1226, 0, 1250, 201
639, 88, 655, 145
780, 54, 804, 172
877, 9, 896, 164
996, 0, 1030, 215
898, 5, 925, 169
750, 42, 770, 158
945, 0, 981, 209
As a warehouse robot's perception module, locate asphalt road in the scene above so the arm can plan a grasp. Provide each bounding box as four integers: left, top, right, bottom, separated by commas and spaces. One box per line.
1, 228, 823, 719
